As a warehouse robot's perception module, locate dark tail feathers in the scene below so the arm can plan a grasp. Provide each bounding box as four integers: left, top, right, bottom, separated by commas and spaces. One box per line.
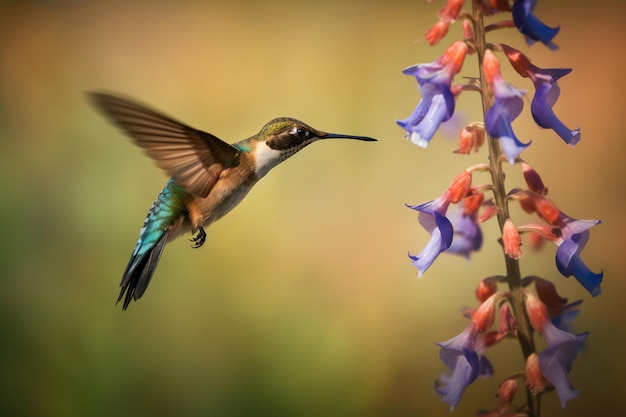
117, 230, 169, 310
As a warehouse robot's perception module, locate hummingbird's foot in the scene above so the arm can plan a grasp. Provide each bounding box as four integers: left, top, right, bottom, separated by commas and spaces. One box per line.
190, 227, 206, 248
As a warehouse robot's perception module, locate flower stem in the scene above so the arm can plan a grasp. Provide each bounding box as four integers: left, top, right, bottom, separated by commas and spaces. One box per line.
471, 2, 539, 416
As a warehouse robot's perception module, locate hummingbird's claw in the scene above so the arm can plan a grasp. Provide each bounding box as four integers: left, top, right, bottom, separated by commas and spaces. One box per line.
190, 227, 206, 248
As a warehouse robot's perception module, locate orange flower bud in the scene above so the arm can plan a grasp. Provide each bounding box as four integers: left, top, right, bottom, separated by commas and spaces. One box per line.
534, 196, 560, 225
503, 219, 523, 259
525, 292, 549, 331
525, 353, 546, 395
475, 277, 498, 302
482, 49, 501, 85
425, 20, 450, 46
472, 294, 496, 332
446, 169, 472, 203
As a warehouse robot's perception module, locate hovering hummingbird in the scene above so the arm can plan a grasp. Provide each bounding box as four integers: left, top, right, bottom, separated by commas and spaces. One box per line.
88, 92, 376, 310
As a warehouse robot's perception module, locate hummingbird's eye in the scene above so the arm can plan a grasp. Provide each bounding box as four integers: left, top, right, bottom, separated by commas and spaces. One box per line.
295, 127, 308, 138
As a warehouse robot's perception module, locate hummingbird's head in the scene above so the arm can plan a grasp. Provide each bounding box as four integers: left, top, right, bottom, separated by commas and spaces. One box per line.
254, 117, 376, 177
252, 117, 376, 177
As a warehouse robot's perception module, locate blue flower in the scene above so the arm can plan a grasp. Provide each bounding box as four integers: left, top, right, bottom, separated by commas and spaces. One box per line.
483, 50, 530, 164
512, 0, 560, 50
531, 75, 580, 145
501, 45, 581, 145
397, 64, 455, 147
398, 41, 468, 147
435, 323, 496, 410
514, 191, 603, 296
407, 197, 453, 277
526, 292, 587, 409
555, 214, 603, 296
447, 203, 483, 257
436, 323, 479, 410
538, 321, 588, 409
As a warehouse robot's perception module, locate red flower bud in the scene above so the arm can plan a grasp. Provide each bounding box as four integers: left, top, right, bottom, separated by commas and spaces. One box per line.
521, 161, 548, 195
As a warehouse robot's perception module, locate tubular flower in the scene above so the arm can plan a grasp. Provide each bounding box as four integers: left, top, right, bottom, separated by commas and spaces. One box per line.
407, 196, 453, 277
539, 324, 587, 409
483, 50, 530, 163
397, 41, 469, 147
447, 203, 483, 257
436, 295, 502, 410
512, 0, 560, 50
525, 292, 587, 409
501, 45, 581, 145
555, 213, 603, 296
407, 169, 476, 275
512, 190, 603, 296
435, 322, 497, 411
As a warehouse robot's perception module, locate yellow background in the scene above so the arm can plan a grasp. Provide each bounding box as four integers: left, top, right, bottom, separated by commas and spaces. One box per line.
1, 1, 623, 416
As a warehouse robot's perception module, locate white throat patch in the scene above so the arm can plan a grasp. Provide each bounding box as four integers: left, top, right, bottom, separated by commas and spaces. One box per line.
254, 142, 282, 178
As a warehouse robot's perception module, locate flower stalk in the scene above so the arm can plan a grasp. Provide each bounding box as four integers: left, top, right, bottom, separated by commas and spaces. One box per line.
472, 3, 539, 415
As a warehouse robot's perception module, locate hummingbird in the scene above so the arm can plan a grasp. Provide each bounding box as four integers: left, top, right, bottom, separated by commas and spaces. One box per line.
88, 92, 376, 310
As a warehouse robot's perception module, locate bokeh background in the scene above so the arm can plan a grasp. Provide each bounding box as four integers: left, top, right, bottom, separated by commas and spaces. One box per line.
1, 0, 624, 416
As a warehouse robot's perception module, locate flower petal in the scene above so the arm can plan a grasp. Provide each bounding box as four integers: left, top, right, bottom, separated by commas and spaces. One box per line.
531, 82, 581, 145
512, 0, 560, 50
538, 323, 588, 409
437, 350, 480, 411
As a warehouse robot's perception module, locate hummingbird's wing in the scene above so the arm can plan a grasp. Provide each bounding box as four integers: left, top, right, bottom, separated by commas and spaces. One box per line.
89, 92, 240, 198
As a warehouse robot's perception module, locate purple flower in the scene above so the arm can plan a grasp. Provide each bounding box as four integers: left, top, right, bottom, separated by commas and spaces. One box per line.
397, 41, 468, 147
397, 63, 456, 147
531, 76, 581, 145
483, 50, 530, 164
435, 322, 495, 410
512, 0, 560, 50
447, 203, 483, 257
501, 45, 581, 145
556, 213, 603, 296
538, 321, 588, 409
407, 197, 453, 277
515, 192, 603, 296
526, 293, 587, 409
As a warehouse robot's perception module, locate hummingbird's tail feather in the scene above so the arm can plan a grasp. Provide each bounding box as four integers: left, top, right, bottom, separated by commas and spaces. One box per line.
118, 230, 170, 310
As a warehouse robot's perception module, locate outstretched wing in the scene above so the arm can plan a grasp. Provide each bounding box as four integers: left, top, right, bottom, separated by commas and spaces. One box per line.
89, 92, 240, 198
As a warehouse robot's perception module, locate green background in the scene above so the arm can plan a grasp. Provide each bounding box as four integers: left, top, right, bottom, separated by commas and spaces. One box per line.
1, 1, 623, 416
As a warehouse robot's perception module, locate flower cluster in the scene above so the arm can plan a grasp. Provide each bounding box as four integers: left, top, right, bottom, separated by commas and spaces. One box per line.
435, 277, 587, 412
399, 0, 602, 414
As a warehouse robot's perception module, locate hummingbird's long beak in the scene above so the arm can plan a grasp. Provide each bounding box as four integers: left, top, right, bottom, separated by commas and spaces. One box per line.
322, 132, 377, 142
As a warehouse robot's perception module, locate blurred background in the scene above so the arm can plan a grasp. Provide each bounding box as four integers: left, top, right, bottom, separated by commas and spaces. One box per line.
0, 0, 624, 416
